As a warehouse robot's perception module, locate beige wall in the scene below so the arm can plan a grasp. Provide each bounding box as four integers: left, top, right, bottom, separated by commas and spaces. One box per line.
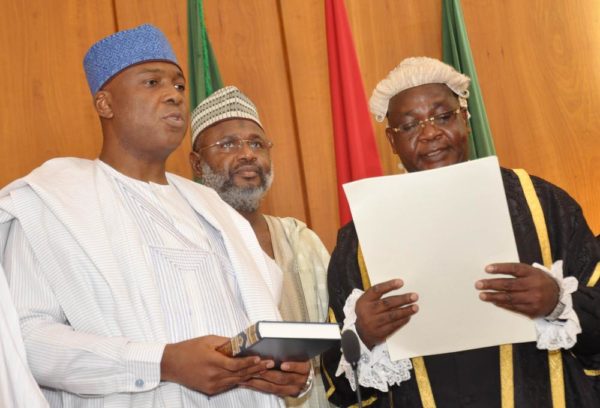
1, 0, 599, 251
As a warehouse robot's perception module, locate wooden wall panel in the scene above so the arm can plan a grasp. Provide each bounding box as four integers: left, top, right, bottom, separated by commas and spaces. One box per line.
0, 0, 114, 187
113, 0, 192, 178
461, 0, 600, 232
3, 0, 598, 252
279, 0, 339, 250
346, 0, 442, 175
203, 0, 309, 228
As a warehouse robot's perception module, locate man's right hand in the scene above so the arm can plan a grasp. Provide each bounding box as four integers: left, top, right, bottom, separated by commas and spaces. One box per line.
355, 279, 419, 349
160, 335, 273, 396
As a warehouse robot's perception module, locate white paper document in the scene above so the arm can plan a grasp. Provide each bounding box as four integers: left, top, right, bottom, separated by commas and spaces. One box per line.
343, 157, 536, 361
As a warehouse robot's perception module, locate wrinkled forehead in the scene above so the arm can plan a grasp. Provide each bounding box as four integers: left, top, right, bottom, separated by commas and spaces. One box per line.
387, 83, 459, 117
103, 60, 184, 90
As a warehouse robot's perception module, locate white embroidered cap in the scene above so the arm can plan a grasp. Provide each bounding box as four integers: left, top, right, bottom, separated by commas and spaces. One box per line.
191, 86, 263, 146
369, 57, 471, 122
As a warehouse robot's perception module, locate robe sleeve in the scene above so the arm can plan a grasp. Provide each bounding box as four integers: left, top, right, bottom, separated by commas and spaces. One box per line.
4, 220, 165, 396
530, 174, 600, 356
560, 203, 600, 355
0, 263, 49, 407
321, 222, 383, 407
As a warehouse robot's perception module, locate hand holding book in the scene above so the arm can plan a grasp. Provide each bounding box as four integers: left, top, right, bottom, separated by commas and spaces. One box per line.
160, 335, 272, 396
217, 321, 341, 366
239, 360, 312, 398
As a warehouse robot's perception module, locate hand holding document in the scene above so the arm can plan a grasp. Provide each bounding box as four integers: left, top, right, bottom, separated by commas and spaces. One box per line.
344, 157, 536, 361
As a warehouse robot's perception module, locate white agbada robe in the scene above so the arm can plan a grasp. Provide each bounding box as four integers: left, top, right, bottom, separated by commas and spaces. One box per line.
0, 265, 49, 407
0, 158, 284, 407
264, 215, 330, 408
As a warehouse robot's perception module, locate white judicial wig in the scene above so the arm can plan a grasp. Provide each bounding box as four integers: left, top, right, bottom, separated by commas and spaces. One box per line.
369, 56, 470, 122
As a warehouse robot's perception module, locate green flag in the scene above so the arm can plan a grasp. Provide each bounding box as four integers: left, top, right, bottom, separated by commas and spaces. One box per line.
188, 0, 223, 110
442, 0, 496, 159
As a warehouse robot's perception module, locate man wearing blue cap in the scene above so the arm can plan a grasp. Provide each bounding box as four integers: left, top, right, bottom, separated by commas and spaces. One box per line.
0, 24, 310, 407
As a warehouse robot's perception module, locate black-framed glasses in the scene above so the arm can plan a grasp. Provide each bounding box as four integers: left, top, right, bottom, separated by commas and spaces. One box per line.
388, 108, 463, 139
198, 136, 274, 154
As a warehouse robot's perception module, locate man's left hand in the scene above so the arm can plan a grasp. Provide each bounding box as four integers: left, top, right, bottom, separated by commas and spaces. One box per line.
240, 360, 311, 398
476, 263, 560, 318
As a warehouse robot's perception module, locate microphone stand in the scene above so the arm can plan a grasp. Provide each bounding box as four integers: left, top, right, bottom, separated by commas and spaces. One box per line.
342, 329, 363, 408
351, 360, 362, 408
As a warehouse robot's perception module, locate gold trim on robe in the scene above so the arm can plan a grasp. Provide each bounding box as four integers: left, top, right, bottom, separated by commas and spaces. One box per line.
500, 344, 514, 408
587, 262, 600, 287
412, 356, 436, 408
514, 169, 566, 408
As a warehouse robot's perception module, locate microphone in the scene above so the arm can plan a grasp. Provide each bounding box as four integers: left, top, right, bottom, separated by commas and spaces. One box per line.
341, 330, 362, 408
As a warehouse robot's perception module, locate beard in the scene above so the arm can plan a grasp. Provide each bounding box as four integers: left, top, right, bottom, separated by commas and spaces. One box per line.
200, 161, 274, 212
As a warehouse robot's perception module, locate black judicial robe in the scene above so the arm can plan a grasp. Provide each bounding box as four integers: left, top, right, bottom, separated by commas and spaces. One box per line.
322, 169, 600, 408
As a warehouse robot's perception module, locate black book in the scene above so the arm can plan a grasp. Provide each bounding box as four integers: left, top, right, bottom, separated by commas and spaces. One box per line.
217, 320, 341, 365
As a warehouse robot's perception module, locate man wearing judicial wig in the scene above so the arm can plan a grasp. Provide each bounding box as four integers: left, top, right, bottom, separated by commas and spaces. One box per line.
0, 24, 310, 407
322, 57, 600, 407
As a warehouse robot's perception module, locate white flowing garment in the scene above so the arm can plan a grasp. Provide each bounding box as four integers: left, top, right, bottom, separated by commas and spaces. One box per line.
264, 215, 331, 408
0, 265, 48, 407
0, 158, 283, 407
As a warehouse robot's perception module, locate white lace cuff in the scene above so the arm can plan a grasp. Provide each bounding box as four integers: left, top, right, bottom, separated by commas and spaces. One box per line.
335, 289, 412, 392
533, 260, 581, 350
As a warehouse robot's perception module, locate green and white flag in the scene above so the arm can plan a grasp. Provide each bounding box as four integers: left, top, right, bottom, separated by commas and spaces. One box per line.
188, 0, 223, 110
442, 0, 496, 159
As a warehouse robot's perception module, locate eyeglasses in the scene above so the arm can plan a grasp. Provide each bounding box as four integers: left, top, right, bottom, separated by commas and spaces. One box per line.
388, 108, 463, 139
198, 136, 274, 154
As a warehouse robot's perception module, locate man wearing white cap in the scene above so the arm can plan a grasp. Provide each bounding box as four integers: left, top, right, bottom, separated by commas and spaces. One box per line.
322, 57, 600, 407
0, 24, 309, 407
189, 86, 331, 408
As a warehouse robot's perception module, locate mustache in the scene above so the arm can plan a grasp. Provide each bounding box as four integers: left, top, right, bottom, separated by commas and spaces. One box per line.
231, 163, 261, 172
228, 163, 265, 180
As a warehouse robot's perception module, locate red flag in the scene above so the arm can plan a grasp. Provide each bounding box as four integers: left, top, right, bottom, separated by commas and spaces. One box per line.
325, 0, 383, 225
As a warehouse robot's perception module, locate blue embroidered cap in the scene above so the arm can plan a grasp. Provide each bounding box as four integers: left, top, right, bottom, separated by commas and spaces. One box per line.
83, 24, 180, 95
